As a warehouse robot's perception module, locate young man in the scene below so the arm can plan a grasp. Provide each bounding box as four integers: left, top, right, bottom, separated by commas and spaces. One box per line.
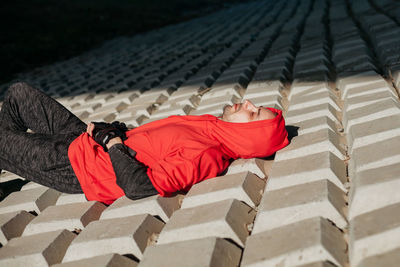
0, 82, 289, 204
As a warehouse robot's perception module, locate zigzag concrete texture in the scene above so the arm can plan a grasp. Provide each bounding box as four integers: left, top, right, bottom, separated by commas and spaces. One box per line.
0, 0, 400, 266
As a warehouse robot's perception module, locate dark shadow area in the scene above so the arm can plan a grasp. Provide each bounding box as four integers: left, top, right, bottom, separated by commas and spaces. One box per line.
0, 0, 252, 84
262, 154, 275, 161
286, 125, 299, 143
0, 178, 29, 201
122, 253, 140, 263
223, 237, 243, 250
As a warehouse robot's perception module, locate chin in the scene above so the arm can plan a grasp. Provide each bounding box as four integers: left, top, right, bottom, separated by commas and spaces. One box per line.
221, 112, 232, 121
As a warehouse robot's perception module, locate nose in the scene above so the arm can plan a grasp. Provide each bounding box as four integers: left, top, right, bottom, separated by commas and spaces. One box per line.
243, 99, 258, 112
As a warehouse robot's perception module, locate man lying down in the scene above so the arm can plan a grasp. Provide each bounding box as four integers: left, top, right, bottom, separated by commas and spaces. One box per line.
0, 82, 289, 204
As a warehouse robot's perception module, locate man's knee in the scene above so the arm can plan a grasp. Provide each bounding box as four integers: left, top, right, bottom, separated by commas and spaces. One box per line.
6, 82, 33, 100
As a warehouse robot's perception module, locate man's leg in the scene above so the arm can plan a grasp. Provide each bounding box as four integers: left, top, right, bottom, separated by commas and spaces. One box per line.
0, 82, 86, 134
0, 129, 83, 193
0, 82, 84, 193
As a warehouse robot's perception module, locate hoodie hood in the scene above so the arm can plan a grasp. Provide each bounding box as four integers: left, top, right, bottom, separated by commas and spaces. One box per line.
209, 107, 289, 159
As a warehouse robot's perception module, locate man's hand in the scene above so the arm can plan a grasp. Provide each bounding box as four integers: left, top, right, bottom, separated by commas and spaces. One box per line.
86, 122, 95, 136
87, 123, 122, 149
86, 121, 128, 151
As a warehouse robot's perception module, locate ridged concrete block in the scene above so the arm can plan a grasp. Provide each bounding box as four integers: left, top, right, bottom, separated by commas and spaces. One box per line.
20, 181, 45, 191
333, 39, 368, 55
0, 171, 22, 182
344, 90, 397, 112
117, 112, 147, 127
57, 95, 80, 107
157, 199, 255, 247
71, 102, 101, 114
350, 136, 400, 173
252, 68, 287, 82
0, 229, 75, 266
225, 158, 269, 179
94, 102, 129, 116
53, 254, 137, 267
294, 116, 338, 135
347, 115, 400, 153
87, 110, 116, 122
349, 164, 400, 219
297, 262, 337, 267
75, 110, 90, 120
268, 151, 347, 192
115, 104, 151, 120
148, 105, 192, 119
213, 76, 248, 90
168, 87, 200, 101
202, 87, 243, 100
357, 247, 400, 267
349, 203, 400, 266
63, 214, 164, 262
56, 193, 87, 205
23, 201, 106, 236
245, 80, 283, 97
84, 92, 115, 105
182, 172, 265, 209
393, 70, 400, 88
129, 95, 160, 111
242, 217, 347, 266
182, 76, 212, 91
289, 91, 341, 112
293, 65, 331, 79
253, 180, 347, 234
285, 103, 341, 125
131, 89, 170, 105
188, 107, 222, 116
100, 194, 183, 222
0, 210, 35, 245
189, 95, 240, 116
108, 90, 139, 104
342, 98, 400, 132
274, 129, 346, 161
140, 237, 241, 267
336, 71, 382, 98
289, 82, 330, 101
0, 187, 61, 215
244, 94, 283, 110
336, 55, 377, 74
196, 94, 240, 110
153, 101, 191, 115
341, 79, 392, 100
334, 46, 370, 62
221, 65, 252, 79
158, 94, 199, 110
175, 85, 202, 97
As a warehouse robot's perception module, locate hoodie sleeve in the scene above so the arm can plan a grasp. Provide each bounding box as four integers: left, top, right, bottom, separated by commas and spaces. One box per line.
148, 146, 231, 196
108, 143, 159, 200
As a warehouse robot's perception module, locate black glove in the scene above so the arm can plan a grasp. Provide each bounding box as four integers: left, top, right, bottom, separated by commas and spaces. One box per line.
91, 121, 128, 152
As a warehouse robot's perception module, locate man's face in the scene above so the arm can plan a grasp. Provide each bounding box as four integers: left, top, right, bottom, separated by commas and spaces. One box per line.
221, 99, 276, 123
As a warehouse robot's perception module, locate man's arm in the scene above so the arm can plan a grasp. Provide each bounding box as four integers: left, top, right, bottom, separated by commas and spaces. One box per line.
87, 123, 158, 200
107, 143, 158, 200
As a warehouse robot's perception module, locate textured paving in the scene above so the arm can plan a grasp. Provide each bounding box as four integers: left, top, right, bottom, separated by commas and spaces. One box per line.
0, 0, 400, 266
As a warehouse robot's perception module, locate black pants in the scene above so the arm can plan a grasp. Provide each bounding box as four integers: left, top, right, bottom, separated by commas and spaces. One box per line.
0, 82, 85, 193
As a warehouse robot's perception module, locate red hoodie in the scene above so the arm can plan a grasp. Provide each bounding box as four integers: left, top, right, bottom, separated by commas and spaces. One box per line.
68, 107, 289, 204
